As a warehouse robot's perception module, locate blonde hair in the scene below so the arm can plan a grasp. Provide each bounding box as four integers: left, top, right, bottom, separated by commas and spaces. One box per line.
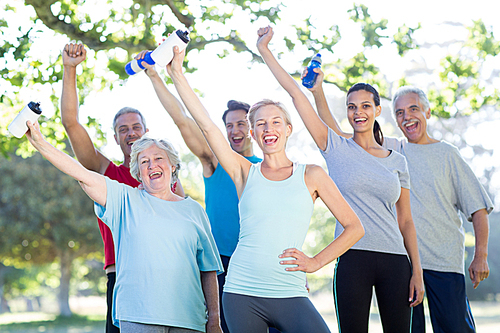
247, 99, 293, 134
129, 135, 181, 185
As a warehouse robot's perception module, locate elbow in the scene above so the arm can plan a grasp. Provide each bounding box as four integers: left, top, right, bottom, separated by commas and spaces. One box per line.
61, 116, 78, 130
357, 223, 365, 241
350, 218, 364, 243
343, 217, 365, 244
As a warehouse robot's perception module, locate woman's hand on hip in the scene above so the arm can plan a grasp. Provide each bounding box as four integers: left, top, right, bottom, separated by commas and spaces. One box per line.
279, 248, 321, 273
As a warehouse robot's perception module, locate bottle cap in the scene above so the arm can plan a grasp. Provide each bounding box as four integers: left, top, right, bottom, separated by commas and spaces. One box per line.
28, 101, 42, 115
175, 30, 190, 43
312, 53, 322, 64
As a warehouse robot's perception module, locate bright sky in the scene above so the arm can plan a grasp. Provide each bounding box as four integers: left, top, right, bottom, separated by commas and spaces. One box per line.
3, 0, 499, 206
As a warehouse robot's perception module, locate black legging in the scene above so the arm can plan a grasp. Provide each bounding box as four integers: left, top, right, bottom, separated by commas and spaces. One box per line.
217, 255, 231, 333
222, 292, 330, 333
334, 249, 412, 333
106, 272, 119, 333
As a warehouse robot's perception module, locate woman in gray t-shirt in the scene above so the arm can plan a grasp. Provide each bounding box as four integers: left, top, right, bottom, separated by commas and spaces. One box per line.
258, 26, 425, 333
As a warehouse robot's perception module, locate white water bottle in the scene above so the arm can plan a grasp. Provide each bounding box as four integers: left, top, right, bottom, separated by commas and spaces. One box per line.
8, 102, 43, 138
125, 30, 190, 75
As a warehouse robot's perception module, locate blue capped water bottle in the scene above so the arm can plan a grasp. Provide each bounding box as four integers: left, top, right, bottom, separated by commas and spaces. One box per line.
125, 30, 190, 75
302, 53, 322, 88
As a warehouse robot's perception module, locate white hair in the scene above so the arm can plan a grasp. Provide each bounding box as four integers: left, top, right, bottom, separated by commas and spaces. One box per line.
129, 135, 181, 185
392, 86, 430, 114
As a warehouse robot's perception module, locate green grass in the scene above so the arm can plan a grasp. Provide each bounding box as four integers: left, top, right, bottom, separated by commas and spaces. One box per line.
0, 313, 105, 332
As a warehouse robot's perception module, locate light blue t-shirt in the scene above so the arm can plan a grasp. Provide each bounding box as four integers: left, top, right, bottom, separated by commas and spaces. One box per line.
384, 137, 494, 274
321, 128, 410, 255
223, 163, 313, 298
95, 178, 223, 332
204, 155, 262, 257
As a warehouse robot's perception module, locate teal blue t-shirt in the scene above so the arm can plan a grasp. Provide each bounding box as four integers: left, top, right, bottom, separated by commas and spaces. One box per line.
95, 178, 223, 331
204, 155, 262, 257
223, 163, 313, 298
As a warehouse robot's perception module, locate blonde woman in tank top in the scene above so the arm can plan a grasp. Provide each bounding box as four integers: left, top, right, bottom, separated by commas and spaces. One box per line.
166, 33, 364, 333
257, 25, 425, 333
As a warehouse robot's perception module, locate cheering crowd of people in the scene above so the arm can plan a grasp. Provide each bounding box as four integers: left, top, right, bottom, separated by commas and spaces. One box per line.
21, 25, 493, 333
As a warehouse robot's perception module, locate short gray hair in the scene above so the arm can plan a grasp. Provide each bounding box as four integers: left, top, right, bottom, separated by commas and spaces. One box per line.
392, 86, 430, 114
129, 135, 181, 185
113, 107, 147, 134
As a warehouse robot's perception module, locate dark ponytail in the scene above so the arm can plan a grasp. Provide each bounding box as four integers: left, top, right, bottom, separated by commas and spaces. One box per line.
347, 83, 384, 145
373, 120, 384, 146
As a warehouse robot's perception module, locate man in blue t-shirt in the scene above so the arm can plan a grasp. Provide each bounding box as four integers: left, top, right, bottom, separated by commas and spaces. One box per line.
143, 58, 262, 333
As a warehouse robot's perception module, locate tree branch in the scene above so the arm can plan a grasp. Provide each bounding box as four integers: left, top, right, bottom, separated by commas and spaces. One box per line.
26, 0, 162, 53
162, 0, 195, 28
188, 36, 263, 63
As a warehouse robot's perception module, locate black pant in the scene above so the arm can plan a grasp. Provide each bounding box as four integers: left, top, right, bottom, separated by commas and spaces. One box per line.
222, 292, 330, 333
334, 249, 412, 333
106, 272, 120, 333
218, 256, 231, 333
219, 256, 281, 333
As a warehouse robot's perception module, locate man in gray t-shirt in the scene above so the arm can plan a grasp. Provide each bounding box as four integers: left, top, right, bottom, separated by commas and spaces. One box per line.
385, 86, 493, 333
307, 71, 493, 333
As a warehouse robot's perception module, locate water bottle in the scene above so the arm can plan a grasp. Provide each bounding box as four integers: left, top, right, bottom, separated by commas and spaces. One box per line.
125, 30, 190, 75
8, 102, 43, 138
302, 53, 322, 89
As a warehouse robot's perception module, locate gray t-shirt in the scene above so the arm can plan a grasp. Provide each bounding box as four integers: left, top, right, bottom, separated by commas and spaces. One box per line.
384, 137, 494, 274
321, 128, 410, 255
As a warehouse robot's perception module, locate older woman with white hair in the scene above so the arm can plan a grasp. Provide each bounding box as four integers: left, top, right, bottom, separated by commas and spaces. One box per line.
25, 120, 223, 333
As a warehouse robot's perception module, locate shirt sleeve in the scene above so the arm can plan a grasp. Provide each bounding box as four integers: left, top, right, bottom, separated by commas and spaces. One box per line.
321, 127, 346, 155
94, 177, 128, 231
383, 136, 403, 153
398, 154, 411, 190
449, 146, 494, 221
195, 204, 224, 274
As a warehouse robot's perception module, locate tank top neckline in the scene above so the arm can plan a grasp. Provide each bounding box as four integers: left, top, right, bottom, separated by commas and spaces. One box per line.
255, 162, 299, 183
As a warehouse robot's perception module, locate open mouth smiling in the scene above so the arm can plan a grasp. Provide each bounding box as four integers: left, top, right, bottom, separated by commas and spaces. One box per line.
149, 171, 162, 180
263, 135, 278, 145
232, 136, 244, 144
354, 117, 367, 124
402, 119, 419, 133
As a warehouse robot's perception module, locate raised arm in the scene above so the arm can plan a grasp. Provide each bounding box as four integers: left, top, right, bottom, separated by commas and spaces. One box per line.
136, 51, 218, 177
26, 120, 106, 206
280, 165, 364, 273
61, 43, 110, 174
302, 67, 352, 139
256, 26, 329, 151
395, 188, 424, 307
167, 47, 251, 196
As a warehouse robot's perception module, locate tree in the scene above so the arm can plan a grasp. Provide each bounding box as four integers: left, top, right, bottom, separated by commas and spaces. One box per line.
0, 152, 102, 316
0, 0, 498, 302
1, 1, 420, 156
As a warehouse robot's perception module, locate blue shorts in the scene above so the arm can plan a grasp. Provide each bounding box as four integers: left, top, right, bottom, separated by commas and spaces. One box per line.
412, 269, 475, 333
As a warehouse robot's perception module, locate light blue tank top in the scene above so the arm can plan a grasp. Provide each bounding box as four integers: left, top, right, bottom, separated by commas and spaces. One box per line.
204, 155, 261, 257
223, 163, 313, 298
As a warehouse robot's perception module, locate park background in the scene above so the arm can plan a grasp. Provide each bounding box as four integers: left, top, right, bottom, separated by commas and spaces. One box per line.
0, 0, 499, 331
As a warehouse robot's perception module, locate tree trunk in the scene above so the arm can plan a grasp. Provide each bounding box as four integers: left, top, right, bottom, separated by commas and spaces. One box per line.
0, 264, 11, 313
58, 250, 73, 317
